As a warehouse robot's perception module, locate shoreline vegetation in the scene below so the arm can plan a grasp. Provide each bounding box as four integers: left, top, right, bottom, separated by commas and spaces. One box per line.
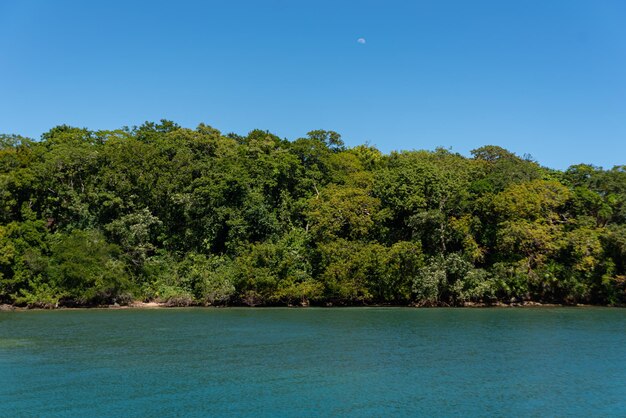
2, 121, 626, 309
0, 301, 596, 311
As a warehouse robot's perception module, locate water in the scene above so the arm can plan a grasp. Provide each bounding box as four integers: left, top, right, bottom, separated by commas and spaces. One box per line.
1, 308, 625, 417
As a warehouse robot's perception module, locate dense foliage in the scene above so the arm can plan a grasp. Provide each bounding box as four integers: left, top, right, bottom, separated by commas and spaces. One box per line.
1, 121, 625, 307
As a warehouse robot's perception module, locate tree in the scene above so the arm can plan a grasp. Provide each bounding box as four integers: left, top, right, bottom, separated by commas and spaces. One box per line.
45, 230, 129, 305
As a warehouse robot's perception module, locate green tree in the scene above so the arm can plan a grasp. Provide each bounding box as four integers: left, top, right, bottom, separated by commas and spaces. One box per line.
45, 230, 130, 305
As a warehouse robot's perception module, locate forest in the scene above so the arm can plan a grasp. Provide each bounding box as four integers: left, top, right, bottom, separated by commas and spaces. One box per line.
1, 120, 625, 308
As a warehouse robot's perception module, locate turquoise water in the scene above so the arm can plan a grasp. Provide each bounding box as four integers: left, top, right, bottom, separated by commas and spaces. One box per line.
1, 308, 625, 417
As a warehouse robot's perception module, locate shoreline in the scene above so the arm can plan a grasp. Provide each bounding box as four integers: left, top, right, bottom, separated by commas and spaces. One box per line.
1, 301, 621, 312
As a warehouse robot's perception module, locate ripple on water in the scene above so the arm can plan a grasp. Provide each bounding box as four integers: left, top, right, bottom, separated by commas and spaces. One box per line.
0, 307, 624, 417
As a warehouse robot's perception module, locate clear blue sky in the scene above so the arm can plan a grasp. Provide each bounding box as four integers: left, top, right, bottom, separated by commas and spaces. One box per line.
1, 0, 625, 169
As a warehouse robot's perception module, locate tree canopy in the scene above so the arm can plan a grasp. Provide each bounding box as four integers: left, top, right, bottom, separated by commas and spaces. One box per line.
1, 121, 625, 307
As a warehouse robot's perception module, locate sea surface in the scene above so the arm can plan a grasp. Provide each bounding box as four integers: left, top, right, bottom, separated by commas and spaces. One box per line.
1, 307, 625, 417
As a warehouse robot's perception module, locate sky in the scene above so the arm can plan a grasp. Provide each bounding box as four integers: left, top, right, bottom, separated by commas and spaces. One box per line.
1, 0, 625, 169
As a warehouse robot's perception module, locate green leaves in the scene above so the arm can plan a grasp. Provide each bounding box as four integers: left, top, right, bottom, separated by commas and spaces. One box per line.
46, 230, 130, 305
235, 228, 315, 305
0, 121, 625, 306
307, 185, 380, 242
493, 180, 571, 222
